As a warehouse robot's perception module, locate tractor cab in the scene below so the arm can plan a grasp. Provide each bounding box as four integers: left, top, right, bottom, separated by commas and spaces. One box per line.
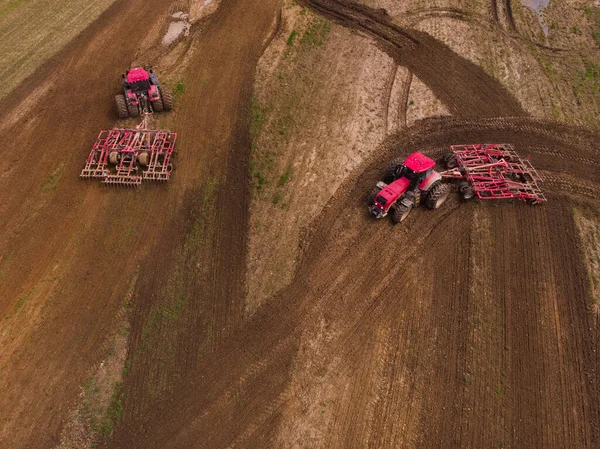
125, 67, 151, 91
368, 151, 450, 223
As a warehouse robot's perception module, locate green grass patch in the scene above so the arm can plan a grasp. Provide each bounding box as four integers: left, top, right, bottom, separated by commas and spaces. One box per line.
287, 30, 297, 46
173, 81, 185, 97
584, 6, 600, 47
272, 193, 281, 205
278, 168, 292, 186
583, 60, 600, 94
300, 18, 330, 48
0, 0, 25, 20
40, 166, 62, 192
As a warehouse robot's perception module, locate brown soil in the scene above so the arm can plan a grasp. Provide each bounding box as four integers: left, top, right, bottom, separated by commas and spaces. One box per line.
1, 0, 599, 448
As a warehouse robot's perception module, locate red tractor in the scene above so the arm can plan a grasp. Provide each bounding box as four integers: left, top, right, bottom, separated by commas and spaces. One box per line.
368, 144, 547, 223
115, 67, 173, 119
368, 152, 451, 223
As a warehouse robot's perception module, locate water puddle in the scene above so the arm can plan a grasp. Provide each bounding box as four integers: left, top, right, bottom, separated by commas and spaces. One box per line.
522, 0, 550, 39
162, 12, 191, 46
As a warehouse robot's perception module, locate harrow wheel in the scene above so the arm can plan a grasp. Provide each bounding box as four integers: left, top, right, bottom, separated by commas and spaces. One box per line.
138, 152, 149, 166
459, 181, 475, 201
161, 87, 174, 111
444, 154, 458, 169
392, 202, 412, 223
425, 182, 451, 209
115, 94, 129, 119
109, 151, 119, 165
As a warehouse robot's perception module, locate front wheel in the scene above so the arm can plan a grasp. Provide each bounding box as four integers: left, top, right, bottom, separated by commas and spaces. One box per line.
392, 203, 412, 223
367, 187, 381, 204
425, 182, 451, 209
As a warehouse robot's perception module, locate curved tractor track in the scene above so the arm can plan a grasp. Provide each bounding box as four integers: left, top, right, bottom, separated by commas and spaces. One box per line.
115, 3, 600, 448
0, 0, 598, 448
117, 115, 600, 449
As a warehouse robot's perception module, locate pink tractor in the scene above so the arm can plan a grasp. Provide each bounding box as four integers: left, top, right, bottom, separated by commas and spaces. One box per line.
368, 152, 451, 223
368, 144, 546, 224
115, 67, 173, 119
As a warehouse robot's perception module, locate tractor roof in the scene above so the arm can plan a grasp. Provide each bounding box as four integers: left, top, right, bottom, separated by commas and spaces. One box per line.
127, 67, 150, 83
404, 152, 435, 173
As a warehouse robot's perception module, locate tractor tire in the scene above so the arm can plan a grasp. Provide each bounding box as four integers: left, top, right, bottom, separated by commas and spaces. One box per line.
109, 151, 120, 165
384, 160, 402, 183
115, 95, 129, 119
152, 95, 164, 112
392, 203, 412, 224
367, 187, 381, 204
424, 182, 451, 209
160, 87, 174, 111
138, 152, 150, 166
127, 100, 140, 118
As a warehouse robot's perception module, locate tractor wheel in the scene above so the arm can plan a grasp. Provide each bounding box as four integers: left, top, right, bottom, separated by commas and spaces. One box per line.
367, 187, 381, 204
138, 152, 150, 166
425, 182, 451, 209
127, 100, 139, 117
115, 95, 129, 119
383, 160, 402, 183
392, 203, 412, 224
160, 87, 174, 111
152, 95, 164, 112
109, 151, 120, 165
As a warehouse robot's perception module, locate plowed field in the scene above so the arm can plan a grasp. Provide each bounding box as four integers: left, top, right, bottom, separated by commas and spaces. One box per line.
0, 0, 598, 448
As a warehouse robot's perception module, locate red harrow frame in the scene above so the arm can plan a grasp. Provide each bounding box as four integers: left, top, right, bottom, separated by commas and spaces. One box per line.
440, 144, 546, 204
80, 116, 177, 186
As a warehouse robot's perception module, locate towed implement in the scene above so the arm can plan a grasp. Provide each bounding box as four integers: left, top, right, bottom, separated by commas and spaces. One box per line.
368, 143, 546, 223
81, 68, 177, 186
80, 116, 176, 186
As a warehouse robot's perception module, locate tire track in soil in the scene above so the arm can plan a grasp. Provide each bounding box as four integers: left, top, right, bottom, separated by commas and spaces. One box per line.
301, 0, 526, 117
124, 115, 600, 448
504, 0, 518, 33
382, 63, 398, 135
491, 0, 500, 24
106, 0, 284, 444
0, 1, 179, 447
403, 5, 567, 56
397, 70, 412, 130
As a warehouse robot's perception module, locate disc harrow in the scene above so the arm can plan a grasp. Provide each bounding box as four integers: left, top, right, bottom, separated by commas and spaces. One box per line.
80, 117, 176, 186
441, 143, 547, 204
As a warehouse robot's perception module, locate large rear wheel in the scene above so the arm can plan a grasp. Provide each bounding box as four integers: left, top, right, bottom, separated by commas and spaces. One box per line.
160, 87, 174, 111
115, 94, 129, 119
127, 100, 139, 117
392, 202, 412, 223
425, 182, 451, 209
152, 95, 164, 112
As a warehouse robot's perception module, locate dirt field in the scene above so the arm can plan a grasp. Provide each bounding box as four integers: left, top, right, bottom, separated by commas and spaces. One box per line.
0, 0, 599, 448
